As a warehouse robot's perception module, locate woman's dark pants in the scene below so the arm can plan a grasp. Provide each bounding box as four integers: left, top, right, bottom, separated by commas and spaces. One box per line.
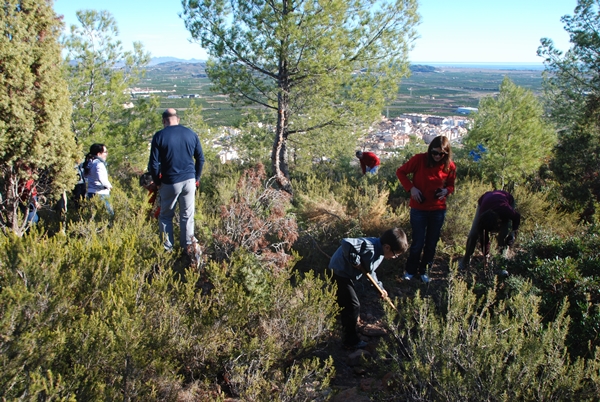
406, 208, 446, 275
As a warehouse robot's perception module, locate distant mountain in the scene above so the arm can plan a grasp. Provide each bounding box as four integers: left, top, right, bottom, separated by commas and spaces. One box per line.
410, 64, 438, 73
149, 57, 206, 66
147, 60, 207, 77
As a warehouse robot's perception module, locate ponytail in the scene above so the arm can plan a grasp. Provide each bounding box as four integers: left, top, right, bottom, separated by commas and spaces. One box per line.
82, 153, 95, 175
83, 143, 107, 175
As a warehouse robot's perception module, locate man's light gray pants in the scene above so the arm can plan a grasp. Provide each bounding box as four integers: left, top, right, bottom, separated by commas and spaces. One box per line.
159, 178, 196, 251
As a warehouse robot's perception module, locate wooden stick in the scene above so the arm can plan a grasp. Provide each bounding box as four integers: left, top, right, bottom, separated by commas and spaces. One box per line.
359, 267, 398, 311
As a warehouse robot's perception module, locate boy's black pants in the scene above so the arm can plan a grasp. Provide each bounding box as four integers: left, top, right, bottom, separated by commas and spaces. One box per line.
333, 274, 361, 346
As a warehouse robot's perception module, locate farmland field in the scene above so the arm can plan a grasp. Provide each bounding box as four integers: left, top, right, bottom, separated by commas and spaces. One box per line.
139, 62, 544, 126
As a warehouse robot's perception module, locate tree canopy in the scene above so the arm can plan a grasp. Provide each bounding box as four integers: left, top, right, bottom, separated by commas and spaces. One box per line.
0, 0, 78, 234
181, 0, 419, 191
538, 0, 600, 216
464, 77, 556, 190
63, 10, 157, 169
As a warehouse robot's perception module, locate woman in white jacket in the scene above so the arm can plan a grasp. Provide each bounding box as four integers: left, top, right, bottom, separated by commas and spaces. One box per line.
84, 143, 113, 215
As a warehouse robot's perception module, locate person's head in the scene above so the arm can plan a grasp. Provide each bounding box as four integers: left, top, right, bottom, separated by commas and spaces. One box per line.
478, 209, 502, 233
139, 172, 155, 190
89, 143, 107, 158
162, 108, 180, 127
427, 136, 452, 171
356, 151, 363, 159
380, 227, 409, 260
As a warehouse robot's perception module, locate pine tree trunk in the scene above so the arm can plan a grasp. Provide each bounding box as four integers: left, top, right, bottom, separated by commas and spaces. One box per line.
272, 107, 293, 195
272, 71, 293, 195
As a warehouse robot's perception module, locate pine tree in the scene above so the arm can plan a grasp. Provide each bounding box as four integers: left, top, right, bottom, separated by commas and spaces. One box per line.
538, 0, 600, 217
181, 0, 419, 192
464, 77, 556, 190
63, 10, 156, 170
0, 0, 78, 235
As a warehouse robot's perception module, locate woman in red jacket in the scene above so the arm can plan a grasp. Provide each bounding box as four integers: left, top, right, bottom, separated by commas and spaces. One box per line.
396, 136, 456, 283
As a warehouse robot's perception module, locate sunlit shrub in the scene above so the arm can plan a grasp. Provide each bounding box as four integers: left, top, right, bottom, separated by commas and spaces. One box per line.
442, 180, 491, 252
512, 185, 578, 237
0, 184, 337, 400
293, 171, 410, 277
380, 274, 600, 401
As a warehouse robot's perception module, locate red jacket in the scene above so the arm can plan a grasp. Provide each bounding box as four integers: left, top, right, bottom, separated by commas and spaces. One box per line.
359, 152, 380, 174
396, 153, 456, 211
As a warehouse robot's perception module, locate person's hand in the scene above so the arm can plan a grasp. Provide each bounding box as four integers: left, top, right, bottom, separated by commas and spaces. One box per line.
435, 188, 449, 200
380, 289, 388, 299
195, 180, 200, 189
410, 186, 424, 203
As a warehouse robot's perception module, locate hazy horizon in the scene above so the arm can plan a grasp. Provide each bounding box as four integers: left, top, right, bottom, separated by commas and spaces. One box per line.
150, 57, 545, 70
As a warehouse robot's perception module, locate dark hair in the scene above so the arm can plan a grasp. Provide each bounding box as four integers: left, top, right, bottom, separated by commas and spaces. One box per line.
356, 151, 363, 158
83, 143, 106, 175
89, 143, 106, 156
478, 209, 501, 232
380, 227, 409, 254
139, 172, 154, 187
427, 136, 453, 172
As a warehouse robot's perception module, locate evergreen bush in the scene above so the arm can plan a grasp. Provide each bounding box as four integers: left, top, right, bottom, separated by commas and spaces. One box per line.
380, 274, 600, 401
0, 179, 337, 401
496, 228, 600, 357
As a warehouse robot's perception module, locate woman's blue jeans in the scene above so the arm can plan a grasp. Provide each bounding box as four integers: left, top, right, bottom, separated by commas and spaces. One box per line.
406, 208, 446, 275
87, 193, 114, 216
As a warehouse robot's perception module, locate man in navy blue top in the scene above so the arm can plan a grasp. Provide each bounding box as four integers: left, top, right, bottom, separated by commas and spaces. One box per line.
149, 108, 205, 253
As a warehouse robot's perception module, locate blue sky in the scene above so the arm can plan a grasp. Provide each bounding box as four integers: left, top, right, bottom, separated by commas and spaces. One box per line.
53, 0, 577, 63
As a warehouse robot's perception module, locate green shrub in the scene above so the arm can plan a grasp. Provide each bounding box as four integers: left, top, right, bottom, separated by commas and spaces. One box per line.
380, 274, 600, 401
496, 228, 600, 357
443, 180, 491, 252
0, 185, 338, 400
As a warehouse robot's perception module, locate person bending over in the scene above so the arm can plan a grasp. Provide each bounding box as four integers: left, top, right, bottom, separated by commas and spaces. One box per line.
356, 151, 381, 175
328, 228, 408, 349
461, 189, 520, 269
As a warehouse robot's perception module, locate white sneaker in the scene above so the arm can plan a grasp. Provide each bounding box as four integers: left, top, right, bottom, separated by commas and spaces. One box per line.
403, 273, 413, 281
420, 274, 430, 284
